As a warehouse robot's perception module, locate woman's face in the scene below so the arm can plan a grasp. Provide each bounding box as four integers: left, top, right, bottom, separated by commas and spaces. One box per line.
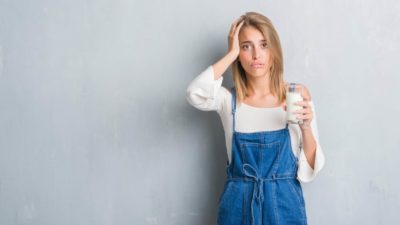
238, 26, 272, 78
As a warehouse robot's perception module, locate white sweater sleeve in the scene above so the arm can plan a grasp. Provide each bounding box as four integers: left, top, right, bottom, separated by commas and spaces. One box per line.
185, 65, 229, 114
297, 102, 326, 183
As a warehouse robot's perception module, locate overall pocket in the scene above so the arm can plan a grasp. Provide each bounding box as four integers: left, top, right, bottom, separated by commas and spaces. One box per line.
217, 182, 246, 225
239, 141, 281, 177
275, 180, 307, 224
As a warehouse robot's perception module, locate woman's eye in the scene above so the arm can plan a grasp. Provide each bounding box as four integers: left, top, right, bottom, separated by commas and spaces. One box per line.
242, 45, 252, 50
262, 43, 268, 48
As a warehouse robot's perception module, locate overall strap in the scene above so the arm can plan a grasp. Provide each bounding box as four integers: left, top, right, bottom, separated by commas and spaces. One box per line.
230, 87, 236, 133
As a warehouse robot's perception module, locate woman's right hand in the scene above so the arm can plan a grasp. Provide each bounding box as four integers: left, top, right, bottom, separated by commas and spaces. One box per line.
211, 16, 245, 80
228, 16, 245, 56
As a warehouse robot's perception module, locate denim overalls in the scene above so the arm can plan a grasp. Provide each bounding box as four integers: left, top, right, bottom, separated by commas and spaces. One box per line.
217, 88, 307, 225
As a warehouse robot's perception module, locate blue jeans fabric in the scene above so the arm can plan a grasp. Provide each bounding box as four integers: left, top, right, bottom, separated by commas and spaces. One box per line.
217, 88, 307, 225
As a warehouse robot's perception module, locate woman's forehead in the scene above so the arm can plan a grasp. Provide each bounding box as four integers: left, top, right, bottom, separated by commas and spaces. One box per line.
239, 26, 265, 43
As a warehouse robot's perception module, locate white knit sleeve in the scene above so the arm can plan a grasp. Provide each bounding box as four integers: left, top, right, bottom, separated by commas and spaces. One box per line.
297, 102, 326, 183
185, 65, 228, 114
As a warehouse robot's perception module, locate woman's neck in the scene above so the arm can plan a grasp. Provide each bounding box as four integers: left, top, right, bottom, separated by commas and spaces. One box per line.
246, 73, 271, 97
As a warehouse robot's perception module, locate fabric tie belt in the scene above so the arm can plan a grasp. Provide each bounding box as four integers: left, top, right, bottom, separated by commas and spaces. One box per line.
241, 163, 296, 225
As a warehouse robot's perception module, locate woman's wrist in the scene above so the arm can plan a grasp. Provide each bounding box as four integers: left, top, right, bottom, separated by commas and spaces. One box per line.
300, 123, 312, 132
226, 50, 239, 62
212, 52, 239, 80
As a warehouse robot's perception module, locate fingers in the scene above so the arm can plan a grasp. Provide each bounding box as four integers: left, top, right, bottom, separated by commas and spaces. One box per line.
293, 108, 311, 114
232, 16, 245, 27
292, 100, 313, 120
294, 108, 313, 118
230, 16, 245, 35
296, 114, 313, 121
230, 23, 236, 34
294, 100, 310, 107
235, 20, 245, 34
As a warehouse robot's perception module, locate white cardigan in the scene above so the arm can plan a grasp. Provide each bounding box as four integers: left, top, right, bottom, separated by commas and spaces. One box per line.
186, 66, 325, 183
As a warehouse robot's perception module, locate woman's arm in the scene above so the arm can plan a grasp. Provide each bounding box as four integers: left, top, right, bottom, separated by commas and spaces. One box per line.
300, 125, 317, 169
212, 18, 245, 80
294, 85, 317, 169
186, 18, 245, 112
212, 51, 239, 80
296, 106, 325, 183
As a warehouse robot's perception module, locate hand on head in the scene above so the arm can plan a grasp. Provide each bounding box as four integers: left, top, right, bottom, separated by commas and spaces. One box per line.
228, 16, 245, 56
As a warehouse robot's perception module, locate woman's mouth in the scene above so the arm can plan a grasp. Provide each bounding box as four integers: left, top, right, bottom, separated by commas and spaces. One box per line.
251, 63, 264, 69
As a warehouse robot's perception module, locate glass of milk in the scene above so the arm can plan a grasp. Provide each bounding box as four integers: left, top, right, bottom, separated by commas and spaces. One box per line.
286, 83, 304, 124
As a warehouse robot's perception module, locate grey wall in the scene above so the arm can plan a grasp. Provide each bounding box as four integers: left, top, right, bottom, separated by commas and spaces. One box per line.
1, 0, 399, 224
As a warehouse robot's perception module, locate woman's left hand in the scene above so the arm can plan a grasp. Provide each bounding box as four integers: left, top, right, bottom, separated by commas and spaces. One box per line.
293, 100, 313, 130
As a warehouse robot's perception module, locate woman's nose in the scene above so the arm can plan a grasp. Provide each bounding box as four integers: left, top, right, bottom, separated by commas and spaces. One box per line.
252, 48, 260, 59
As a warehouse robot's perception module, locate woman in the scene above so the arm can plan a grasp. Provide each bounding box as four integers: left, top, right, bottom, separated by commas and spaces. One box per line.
186, 12, 325, 225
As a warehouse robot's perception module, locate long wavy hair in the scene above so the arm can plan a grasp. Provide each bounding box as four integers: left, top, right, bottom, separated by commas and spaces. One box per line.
232, 12, 286, 105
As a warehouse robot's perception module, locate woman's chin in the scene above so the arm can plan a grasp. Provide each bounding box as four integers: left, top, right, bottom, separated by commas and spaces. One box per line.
245, 70, 269, 77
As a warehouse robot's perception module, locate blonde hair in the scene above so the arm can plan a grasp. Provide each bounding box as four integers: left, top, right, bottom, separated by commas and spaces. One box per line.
232, 12, 286, 105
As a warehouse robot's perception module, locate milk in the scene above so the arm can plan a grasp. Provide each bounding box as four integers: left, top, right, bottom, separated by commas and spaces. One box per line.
286, 92, 303, 124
